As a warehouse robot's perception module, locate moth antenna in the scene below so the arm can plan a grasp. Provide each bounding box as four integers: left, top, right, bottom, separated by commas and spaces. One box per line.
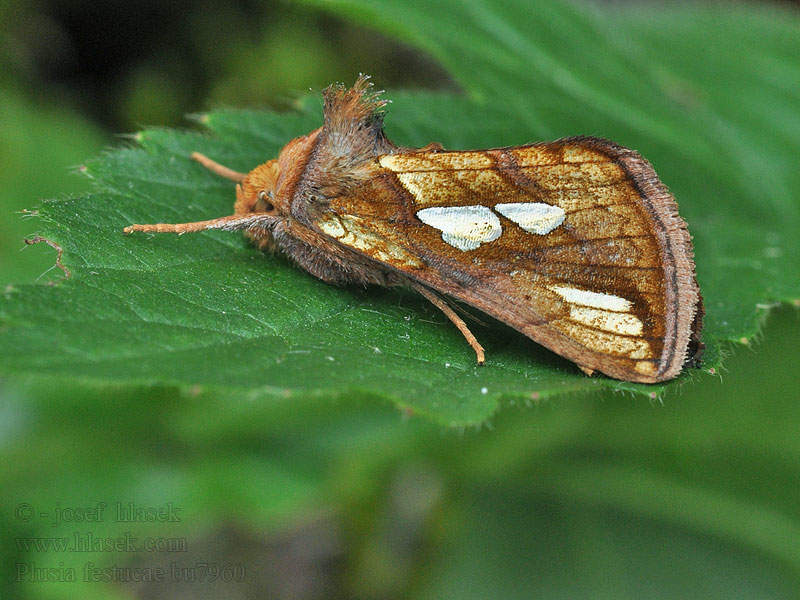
124, 213, 275, 235
190, 152, 247, 182
410, 281, 486, 365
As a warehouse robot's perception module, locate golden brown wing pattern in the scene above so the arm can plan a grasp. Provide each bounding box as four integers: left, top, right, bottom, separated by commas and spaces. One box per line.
314, 136, 701, 383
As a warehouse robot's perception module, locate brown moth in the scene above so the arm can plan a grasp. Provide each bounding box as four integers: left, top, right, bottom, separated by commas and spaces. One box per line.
125, 76, 703, 383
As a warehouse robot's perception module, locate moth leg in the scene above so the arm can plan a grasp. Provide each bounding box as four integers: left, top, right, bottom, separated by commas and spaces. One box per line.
410, 282, 485, 365
578, 365, 595, 377
24, 236, 70, 279
190, 152, 246, 182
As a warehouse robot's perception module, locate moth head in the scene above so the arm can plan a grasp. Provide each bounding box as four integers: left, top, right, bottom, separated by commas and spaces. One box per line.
236, 128, 321, 219
236, 159, 280, 217
123, 153, 288, 239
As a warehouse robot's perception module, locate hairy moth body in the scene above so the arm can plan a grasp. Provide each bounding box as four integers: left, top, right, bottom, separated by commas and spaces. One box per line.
125, 76, 703, 383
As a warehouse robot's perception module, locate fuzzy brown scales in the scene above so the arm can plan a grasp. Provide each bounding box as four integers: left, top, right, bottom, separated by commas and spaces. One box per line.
124, 75, 703, 383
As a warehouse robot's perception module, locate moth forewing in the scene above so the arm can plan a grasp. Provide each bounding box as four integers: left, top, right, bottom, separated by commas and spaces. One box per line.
370, 138, 701, 383
124, 76, 702, 383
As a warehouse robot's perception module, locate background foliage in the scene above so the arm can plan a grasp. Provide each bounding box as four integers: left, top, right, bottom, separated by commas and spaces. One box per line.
1, 1, 799, 598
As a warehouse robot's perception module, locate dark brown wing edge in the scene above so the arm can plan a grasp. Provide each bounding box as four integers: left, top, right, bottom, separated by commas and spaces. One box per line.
565, 136, 703, 379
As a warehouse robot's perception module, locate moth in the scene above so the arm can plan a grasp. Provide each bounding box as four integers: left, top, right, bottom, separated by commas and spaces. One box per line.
125, 76, 703, 383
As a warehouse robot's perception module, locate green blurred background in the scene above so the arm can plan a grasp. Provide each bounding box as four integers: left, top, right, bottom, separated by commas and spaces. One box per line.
1, 1, 800, 598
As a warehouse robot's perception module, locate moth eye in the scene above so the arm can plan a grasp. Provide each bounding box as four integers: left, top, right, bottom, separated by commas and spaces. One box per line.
257, 190, 276, 212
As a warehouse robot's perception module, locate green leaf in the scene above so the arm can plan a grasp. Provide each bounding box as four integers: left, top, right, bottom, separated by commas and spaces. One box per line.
1, 1, 799, 426
0, 85, 103, 285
